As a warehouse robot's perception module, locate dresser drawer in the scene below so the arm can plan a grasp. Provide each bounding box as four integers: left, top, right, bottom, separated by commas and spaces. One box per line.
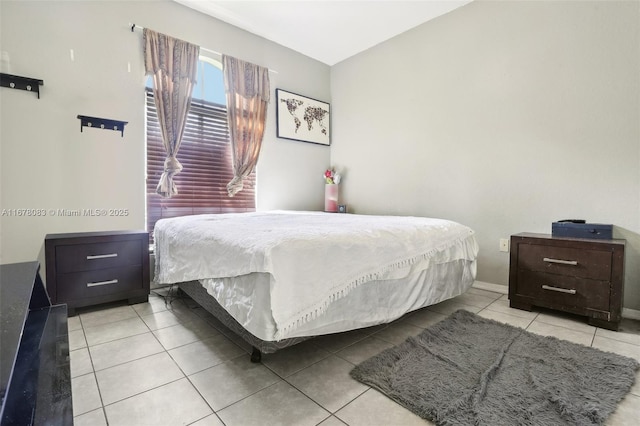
56, 265, 143, 301
55, 240, 143, 273
517, 243, 612, 281
516, 270, 610, 312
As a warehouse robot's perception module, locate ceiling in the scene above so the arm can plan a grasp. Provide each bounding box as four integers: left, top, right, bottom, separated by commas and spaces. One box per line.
174, 1, 472, 66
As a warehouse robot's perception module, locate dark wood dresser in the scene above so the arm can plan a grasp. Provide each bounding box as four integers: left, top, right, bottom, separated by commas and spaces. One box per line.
509, 232, 625, 331
45, 230, 150, 316
1, 262, 72, 425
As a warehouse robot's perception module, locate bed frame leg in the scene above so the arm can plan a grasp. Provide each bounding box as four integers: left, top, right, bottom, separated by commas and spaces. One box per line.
250, 347, 262, 363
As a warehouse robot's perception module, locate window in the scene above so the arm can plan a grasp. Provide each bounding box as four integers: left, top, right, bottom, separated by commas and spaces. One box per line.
146, 57, 256, 241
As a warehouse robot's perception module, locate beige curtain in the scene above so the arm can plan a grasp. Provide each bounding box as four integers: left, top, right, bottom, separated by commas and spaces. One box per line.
222, 55, 270, 197
144, 29, 199, 198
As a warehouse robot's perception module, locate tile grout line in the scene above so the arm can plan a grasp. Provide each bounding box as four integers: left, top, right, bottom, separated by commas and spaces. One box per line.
72, 315, 105, 422
149, 296, 229, 426
84, 325, 108, 424
69, 291, 639, 425
74, 303, 161, 423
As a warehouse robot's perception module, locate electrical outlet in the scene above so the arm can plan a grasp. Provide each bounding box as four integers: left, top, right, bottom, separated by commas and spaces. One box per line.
499, 238, 510, 252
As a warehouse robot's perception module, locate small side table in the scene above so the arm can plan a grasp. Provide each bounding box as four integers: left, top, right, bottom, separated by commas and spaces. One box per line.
45, 230, 150, 316
508, 232, 625, 331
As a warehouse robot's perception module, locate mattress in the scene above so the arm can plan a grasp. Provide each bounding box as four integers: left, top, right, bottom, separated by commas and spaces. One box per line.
154, 210, 479, 340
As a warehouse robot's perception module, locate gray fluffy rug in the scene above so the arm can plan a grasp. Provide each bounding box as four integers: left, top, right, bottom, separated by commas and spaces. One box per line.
350, 309, 639, 425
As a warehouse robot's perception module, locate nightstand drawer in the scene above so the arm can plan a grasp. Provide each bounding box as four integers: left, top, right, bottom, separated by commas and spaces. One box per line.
56, 265, 143, 301
518, 244, 612, 281
56, 240, 143, 273
516, 270, 610, 311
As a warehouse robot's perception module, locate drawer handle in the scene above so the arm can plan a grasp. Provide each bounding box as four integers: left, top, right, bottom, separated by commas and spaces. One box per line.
87, 279, 118, 288
542, 284, 577, 295
86, 253, 118, 260
543, 257, 578, 266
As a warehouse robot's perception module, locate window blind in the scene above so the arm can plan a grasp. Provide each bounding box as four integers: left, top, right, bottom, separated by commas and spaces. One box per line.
146, 88, 256, 241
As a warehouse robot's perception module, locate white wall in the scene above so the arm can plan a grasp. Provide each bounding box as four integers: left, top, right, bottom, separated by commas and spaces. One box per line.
330, 0, 640, 310
0, 0, 330, 267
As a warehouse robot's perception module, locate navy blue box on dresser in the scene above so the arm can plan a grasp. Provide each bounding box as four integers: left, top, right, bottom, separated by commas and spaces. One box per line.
551, 222, 613, 240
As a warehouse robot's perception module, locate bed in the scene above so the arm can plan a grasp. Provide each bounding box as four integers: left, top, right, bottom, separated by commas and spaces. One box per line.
153, 210, 479, 361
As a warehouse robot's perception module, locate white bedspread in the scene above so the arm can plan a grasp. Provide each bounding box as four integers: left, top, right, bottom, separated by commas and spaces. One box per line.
154, 211, 478, 338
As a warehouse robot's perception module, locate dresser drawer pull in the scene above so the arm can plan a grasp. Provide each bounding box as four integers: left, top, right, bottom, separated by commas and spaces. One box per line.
87, 279, 118, 288
543, 257, 578, 266
86, 253, 118, 260
542, 284, 577, 295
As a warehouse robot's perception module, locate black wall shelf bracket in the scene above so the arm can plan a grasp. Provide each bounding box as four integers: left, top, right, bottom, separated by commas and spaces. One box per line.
77, 115, 128, 137
0, 73, 44, 98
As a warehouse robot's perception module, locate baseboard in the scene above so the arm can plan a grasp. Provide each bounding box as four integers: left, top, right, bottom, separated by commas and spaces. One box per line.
472, 280, 507, 295
473, 280, 640, 320
622, 307, 640, 321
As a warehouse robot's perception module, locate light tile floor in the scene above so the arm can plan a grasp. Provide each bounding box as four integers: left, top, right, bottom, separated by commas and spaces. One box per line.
69, 286, 640, 426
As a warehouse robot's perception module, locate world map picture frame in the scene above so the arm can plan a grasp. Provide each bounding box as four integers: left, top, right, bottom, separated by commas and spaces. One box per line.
276, 89, 331, 146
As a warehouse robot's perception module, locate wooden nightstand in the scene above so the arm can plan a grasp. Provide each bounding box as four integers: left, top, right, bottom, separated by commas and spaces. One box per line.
508, 232, 625, 331
45, 230, 150, 316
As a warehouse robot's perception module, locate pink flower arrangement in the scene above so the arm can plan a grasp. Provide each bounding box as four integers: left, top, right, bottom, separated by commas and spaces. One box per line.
324, 168, 342, 184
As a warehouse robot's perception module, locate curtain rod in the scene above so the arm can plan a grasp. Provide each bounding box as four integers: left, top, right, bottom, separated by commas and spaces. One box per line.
129, 23, 278, 74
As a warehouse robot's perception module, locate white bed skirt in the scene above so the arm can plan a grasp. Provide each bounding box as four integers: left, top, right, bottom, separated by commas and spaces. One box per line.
200, 257, 476, 341
155, 211, 478, 339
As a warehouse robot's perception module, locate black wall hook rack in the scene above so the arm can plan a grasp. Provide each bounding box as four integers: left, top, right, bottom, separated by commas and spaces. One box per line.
77, 115, 128, 137
0, 73, 44, 98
